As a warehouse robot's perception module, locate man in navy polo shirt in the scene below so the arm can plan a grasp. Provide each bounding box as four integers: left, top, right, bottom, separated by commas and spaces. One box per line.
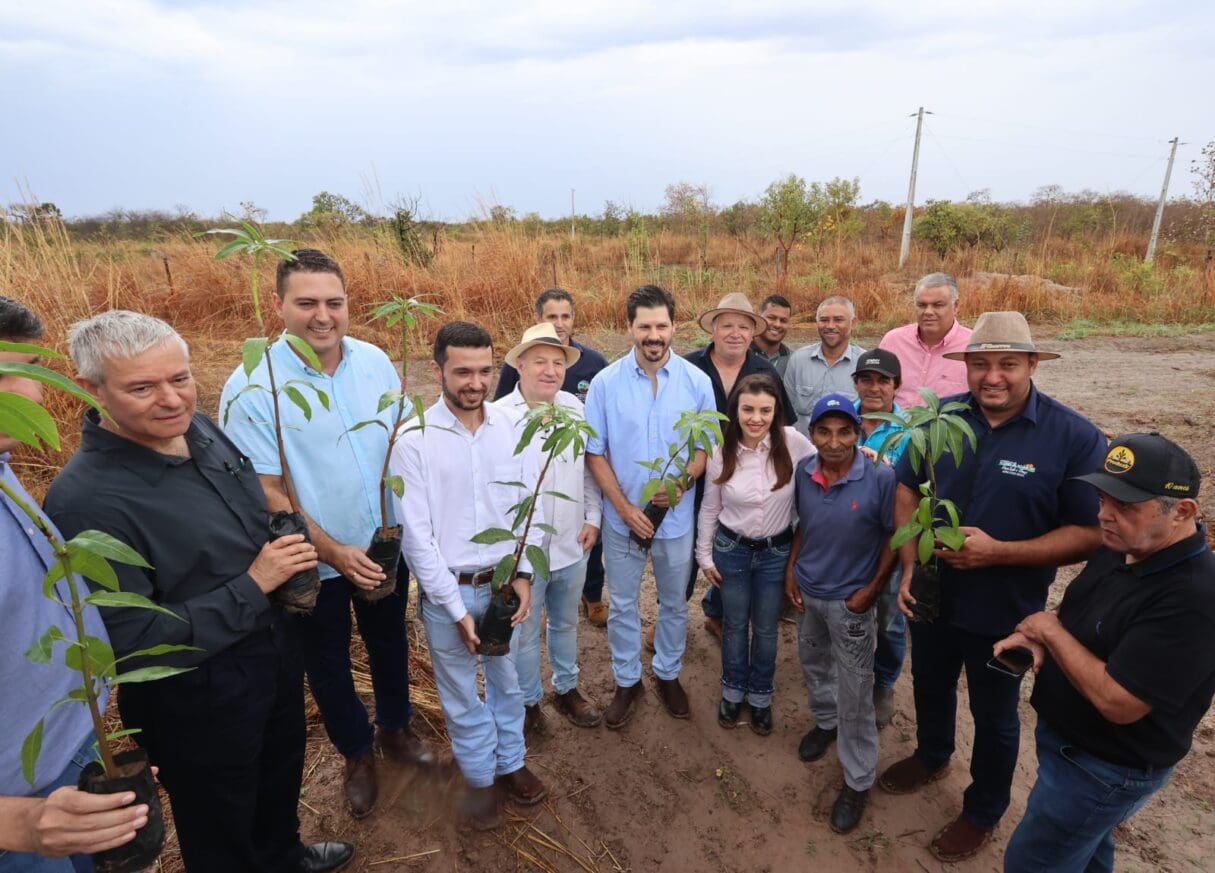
878, 312, 1106, 863
785, 392, 896, 835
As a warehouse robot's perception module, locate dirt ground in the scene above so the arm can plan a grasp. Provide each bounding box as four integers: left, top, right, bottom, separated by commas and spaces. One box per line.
196, 327, 1215, 872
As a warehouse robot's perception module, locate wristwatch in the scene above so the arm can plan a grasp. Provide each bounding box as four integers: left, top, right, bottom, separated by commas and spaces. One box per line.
515, 571, 534, 581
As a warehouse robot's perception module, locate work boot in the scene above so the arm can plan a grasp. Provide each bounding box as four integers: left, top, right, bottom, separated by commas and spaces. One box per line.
523, 703, 546, 738
299, 841, 354, 873
654, 677, 690, 719
749, 705, 773, 736
797, 726, 837, 762
718, 698, 741, 729
582, 596, 608, 627
376, 725, 436, 766
497, 766, 548, 806
459, 785, 502, 831
553, 688, 602, 727
930, 815, 992, 862
873, 686, 895, 729
343, 753, 377, 819
604, 682, 643, 730
643, 623, 656, 653
878, 755, 949, 795
830, 786, 869, 834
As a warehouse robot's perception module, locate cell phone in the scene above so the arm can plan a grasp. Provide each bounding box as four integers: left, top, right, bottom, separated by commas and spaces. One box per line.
987, 646, 1034, 678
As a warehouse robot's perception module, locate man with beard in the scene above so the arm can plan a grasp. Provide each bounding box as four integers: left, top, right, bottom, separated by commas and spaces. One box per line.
879, 273, 972, 409
783, 296, 865, 436
880, 312, 1105, 863
584, 285, 716, 728
391, 322, 546, 830
750, 294, 794, 377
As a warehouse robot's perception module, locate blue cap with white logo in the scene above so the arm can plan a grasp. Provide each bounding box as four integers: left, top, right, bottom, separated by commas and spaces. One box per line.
809, 392, 862, 426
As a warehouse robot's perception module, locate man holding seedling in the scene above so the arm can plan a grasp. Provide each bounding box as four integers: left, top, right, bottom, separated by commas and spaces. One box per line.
495, 323, 604, 734
221, 249, 434, 821
879, 311, 1105, 863
999, 433, 1215, 873
584, 285, 716, 727
878, 272, 973, 410
0, 298, 150, 871
493, 288, 612, 628
392, 321, 546, 831
783, 295, 865, 436
45, 311, 353, 873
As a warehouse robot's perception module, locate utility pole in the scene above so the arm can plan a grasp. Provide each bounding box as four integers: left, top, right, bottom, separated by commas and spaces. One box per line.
570, 189, 576, 241
899, 106, 928, 269
1145, 137, 1180, 263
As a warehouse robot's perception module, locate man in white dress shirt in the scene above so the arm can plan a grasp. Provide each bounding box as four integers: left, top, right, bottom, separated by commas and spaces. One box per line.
391, 321, 546, 830
495, 323, 604, 734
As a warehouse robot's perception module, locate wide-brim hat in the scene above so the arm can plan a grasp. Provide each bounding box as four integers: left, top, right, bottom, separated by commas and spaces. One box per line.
504, 322, 582, 369
943, 311, 1060, 361
698, 292, 767, 334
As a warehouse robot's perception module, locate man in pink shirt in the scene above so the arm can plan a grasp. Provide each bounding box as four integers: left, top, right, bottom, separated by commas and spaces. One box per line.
879, 273, 972, 408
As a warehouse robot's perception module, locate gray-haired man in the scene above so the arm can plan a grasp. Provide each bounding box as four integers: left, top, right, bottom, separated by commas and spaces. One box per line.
782, 295, 865, 435
878, 273, 972, 409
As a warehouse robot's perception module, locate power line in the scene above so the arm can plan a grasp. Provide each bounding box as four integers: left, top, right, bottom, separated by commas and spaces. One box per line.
931, 111, 1168, 144
923, 123, 972, 193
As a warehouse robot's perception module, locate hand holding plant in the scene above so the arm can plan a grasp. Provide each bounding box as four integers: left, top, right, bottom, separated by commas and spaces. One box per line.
632, 409, 728, 549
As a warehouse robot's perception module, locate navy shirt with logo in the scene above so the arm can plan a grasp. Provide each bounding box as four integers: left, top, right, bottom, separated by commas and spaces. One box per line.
493, 337, 609, 404
893, 385, 1106, 636
1032, 529, 1215, 768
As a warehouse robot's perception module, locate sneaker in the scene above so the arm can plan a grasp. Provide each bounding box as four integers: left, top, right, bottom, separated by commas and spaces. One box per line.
829, 786, 869, 834
718, 698, 741, 729
797, 726, 838, 762
873, 686, 895, 729
878, 755, 949, 795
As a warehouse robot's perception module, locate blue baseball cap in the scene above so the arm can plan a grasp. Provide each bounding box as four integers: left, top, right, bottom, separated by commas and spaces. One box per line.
809, 392, 862, 426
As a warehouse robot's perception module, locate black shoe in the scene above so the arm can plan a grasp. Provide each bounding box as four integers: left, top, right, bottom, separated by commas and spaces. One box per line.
718, 698, 741, 729
300, 841, 354, 873
797, 726, 838, 762
749, 705, 772, 736
829, 786, 868, 834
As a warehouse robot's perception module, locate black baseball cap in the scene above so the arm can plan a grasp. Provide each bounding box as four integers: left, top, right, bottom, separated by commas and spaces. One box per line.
1073, 433, 1201, 503
852, 348, 901, 381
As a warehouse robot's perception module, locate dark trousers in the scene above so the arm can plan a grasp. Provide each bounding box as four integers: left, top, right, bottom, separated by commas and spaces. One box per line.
296, 560, 413, 760
119, 622, 305, 873
909, 619, 1022, 829
582, 539, 606, 603
683, 475, 722, 617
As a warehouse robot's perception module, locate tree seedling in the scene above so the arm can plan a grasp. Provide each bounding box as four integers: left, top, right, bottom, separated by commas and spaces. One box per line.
632, 408, 728, 548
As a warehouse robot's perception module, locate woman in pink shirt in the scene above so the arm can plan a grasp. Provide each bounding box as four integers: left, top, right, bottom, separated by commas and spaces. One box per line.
698, 373, 815, 734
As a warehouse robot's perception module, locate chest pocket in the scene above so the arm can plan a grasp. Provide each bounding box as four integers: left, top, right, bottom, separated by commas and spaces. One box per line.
489, 463, 528, 520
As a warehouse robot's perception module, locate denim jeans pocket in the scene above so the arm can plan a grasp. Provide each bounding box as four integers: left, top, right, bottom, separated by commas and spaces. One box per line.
1059, 744, 1120, 792
713, 532, 738, 553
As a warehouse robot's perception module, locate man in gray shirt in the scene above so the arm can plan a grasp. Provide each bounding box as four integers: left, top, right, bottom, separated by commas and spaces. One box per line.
783, 295, 865, 435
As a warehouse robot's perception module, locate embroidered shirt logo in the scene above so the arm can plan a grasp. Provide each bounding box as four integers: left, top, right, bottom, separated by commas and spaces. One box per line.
1104, 446, 1135, 474
998, 459, 1037, 478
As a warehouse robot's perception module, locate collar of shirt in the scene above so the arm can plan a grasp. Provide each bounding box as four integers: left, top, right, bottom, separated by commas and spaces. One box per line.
808, 342, 863, 365
805, 448, 867, 491
1125, 527, 1211, 578
738, 433, 772, 455
426, 396, 506, 438
960, 383, 1042, 430
917, 318, 966, 351
79, 408, 213, 486
273, 332, 351, 377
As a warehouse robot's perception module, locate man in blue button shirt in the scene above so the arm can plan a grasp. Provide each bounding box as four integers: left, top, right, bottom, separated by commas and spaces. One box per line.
878, 312, 1105, 863
221, 250, 434, 821
585, 285, 716, 729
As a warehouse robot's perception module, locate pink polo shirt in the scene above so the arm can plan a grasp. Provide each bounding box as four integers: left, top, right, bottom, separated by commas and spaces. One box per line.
878, 319, 973, 409
696, 427, 816, 570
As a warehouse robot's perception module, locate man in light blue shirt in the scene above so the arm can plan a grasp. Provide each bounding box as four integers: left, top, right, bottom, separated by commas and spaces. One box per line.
220, 250, 433, 821
585, 285, 716, 729
783, 295, 866, 435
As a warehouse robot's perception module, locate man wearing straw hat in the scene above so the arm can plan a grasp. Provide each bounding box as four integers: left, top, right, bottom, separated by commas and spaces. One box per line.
685, 293, 796, 641
495, 323, 604, 735
878, 311, 1106, 862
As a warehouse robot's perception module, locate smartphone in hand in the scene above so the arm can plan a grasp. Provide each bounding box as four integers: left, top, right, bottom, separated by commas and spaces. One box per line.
987, 646, 1034, 678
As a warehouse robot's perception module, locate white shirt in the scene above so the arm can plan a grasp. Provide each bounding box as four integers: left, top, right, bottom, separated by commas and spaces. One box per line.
391, 399, 544, 623
494, 388, 602, 573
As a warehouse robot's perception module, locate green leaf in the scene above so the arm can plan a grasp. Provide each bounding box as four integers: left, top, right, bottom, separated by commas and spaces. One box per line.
939, 401, 970, 414
929, 419, 945, 464
890, 521, 923, 551
341, 418, 389, 441
21, 719, 44, 787
0, 363, 104, 414
64, 635, 114, 679
25, 628, 57, 664
511, 495, 533, 532
67, 546, 119, 592
0, 391, 60, 450
105, 728, 142, 742
284, 334, 324, 373
241, 337, 268, 377
534, 523, 558, 536
664, 480, 679, 508
470, 527, 517, 546
115, 643, 202, 663
42, 559, 67, 598
915, 497, 933, 531
84, 591, 184, 621
917, 529, 935, 565
112, 666, 195, 685
491, 553, 517, 591
639, 478, 663, 506
282, 385, 312, 421
524, 545, 549, 583
384, 474, 404, 499
874, 429, 906, 466
939, 498, 961, 529
0, 339, 66, 360
861, 411, 906, 427
917, 387, 940, 410
213, 238, 250, 260
543, 490, 573, 502
377, 390, 403, 413
934, 526, 967, 551
67, 530, 152, 568
492, 480, 528, 489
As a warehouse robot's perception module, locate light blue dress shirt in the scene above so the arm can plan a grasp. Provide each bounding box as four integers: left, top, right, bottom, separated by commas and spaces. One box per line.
584, 349, 716, 539
220, 335, 404, 580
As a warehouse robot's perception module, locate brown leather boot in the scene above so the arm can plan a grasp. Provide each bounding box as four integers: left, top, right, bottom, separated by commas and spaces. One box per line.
604, 682, 643, 730
930, 815, 992, 862
654, 677, 690, 719
343, 752, 377, 819
553, 688, 602, 727
582, 596, 608, 627
523, 703, 546, 738
497, 766, 548, 806
376, 725, 436, 766
878, 755, 949, 794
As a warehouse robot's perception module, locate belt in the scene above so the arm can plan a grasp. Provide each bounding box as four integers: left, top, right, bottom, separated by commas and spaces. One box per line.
717, 523, 794, 551
455, 567, 497, 586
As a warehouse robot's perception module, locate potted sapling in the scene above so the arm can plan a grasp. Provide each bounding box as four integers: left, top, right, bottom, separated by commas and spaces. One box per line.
1, 340, 200, 873
866, 387, 976, 622
341, 293, 443, 602
202, 221, 330, 614
469, 402, 595, 655
632, 409, 728, 549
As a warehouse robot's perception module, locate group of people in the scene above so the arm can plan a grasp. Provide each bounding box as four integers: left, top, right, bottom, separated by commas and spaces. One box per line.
1, 257, 1212, 873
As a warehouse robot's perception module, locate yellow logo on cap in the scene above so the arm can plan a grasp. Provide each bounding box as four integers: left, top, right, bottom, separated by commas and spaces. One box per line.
1104, 446, 1135, 474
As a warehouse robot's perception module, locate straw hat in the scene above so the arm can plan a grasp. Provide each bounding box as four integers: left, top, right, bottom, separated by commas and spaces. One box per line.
697, 292, 767, 334
504, 323, 582, 368
943, 311, 1060, 361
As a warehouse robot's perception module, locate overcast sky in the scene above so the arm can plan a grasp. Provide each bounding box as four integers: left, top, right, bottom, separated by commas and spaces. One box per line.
3, 1, 1210, 221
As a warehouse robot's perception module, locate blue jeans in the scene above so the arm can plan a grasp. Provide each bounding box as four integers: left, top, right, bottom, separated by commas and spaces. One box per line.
0, 734, 97, 873
873, 566, 906, 689
419, 584, 527, 788
1004, 721, 1171, 873
295, 560, 413, 760
602, 524, 694, 685
712, 530, 789, 708
582, 539, 606, 603
512, 554, 587, 705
